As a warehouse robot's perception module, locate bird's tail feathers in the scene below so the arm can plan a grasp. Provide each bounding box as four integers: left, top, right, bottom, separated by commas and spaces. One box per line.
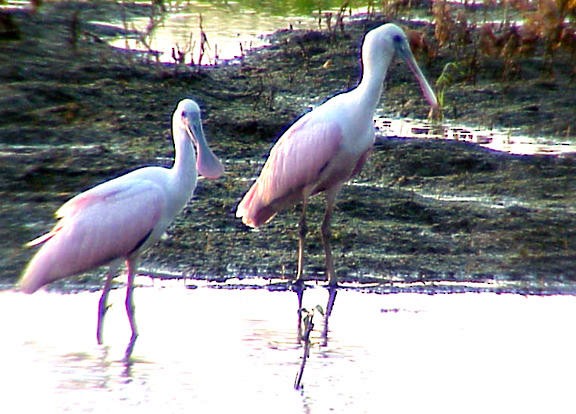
19, 264, 46, 294
236, 185, 276, 228
19, 247, 70, 294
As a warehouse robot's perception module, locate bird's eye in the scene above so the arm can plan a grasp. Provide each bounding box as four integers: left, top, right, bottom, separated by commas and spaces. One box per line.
393, 34, 403, 43
181, 111, 187, 117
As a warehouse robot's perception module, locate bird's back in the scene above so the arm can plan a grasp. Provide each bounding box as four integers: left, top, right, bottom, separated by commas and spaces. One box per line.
20, 177, 166, 293
236, 95, 373, 227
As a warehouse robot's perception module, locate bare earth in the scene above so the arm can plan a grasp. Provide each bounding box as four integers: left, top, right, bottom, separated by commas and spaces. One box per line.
1, 1, 575, 293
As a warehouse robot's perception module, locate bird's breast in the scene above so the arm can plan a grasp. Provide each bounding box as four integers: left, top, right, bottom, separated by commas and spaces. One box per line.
313, 147, 369, 195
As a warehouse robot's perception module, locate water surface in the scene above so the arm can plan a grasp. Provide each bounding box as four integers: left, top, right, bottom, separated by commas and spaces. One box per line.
2, 281, 576, 413
104, 0, 369, 63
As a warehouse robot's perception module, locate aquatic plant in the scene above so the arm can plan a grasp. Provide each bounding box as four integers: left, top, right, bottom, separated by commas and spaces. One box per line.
432, 0, 455, 48
425, 0, 576, 81
318, 0, 350, 33
380, 0, 424, 19
196, 14, 211, 66
435, 61, 465, 120
523, 0, 576, 73
294, 305, 324, 390
120, 0, 166, 63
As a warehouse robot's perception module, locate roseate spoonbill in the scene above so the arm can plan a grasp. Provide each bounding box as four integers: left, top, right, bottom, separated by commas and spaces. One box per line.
19, 98, 224, 360
236, 23, 438, 287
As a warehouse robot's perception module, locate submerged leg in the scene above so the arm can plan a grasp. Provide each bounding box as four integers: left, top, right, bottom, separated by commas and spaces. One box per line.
321, 189, 338, 287
124, 259, 139, 361
321, 286, 338, 346
295, 199, 308, 285
295, 286, 305, 342
97, 268, 116, 345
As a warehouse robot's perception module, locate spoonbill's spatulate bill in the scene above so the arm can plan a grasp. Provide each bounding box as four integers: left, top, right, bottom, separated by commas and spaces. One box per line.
19, 98, 224, 360
236, 23, 438, 287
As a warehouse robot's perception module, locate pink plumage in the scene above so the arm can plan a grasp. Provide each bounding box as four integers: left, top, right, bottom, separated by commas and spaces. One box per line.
236, 24, 438, 286
19, 98, 223, 360
20, 181, 163, 293
237, 118, 346, 227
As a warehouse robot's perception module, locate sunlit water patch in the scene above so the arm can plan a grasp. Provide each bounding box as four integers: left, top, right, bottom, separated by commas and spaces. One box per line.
0, 0, 30, 10
375, 116, 576, 156
100, 0, 370, 64
2, 282, 576, 413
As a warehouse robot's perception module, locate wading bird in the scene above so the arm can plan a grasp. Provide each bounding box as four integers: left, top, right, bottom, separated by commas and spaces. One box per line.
236, 23, 438, 287
19, 98, 224, 360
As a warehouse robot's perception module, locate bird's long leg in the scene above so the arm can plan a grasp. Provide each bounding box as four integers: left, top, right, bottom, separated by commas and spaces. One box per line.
124, 259, 139, 361
322, 189, 339, 287
321, 286, 338, 346
295, 199, 308, 285
295, 287, 305, 342
97, 268, 115, 345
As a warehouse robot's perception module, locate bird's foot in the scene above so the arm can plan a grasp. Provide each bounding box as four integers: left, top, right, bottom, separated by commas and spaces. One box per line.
96, 311, 107, 345
326, 270, 339, 289
291, 277, 306, 293
96, 331, 104, 346
326, 280, 339, 289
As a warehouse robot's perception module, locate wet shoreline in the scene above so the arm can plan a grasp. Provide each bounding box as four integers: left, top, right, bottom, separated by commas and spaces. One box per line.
1, 1, 575, 291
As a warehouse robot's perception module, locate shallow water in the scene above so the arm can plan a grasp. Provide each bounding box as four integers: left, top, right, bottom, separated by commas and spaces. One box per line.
2, 280, 576, 413
103, 0, 368, 64
375, 117, 576, 156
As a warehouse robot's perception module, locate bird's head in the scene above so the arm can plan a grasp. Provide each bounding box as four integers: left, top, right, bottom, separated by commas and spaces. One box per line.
365, 23, 439, 110
174, 99, 224, 179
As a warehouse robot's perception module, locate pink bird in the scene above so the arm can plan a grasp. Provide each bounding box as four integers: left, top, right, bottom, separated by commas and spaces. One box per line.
236, 23, 438, 287
19, 98, 224, 360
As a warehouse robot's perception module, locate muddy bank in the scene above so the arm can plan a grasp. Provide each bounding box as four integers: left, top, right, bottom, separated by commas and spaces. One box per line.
1, 1, 575, 291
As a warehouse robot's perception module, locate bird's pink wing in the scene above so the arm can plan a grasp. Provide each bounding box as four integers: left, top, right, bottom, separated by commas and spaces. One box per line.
237, 116, 343, 227
20, 180, 165, 293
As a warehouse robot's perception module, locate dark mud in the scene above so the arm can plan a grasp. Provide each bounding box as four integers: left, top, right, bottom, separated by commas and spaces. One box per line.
1, 1, 575, 293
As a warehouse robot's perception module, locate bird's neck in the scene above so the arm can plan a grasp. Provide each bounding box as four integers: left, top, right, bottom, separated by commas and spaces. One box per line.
171, 127, 198, 197
353, 50, 393, 112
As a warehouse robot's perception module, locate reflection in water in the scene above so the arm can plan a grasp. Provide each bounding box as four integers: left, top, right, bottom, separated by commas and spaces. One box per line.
2, 284, 576, 412
293, 285, 338, 389
322, 287, 338, 345
293, 284, 338, 345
